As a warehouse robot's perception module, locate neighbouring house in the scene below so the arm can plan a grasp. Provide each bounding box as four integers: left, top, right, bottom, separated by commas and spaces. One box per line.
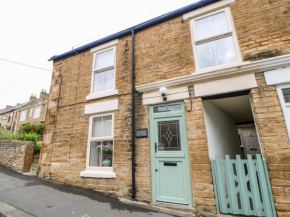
13, 90, 48, 132
0, 105, 13, 130
39, 0, 290, 216
0, 90, 49, 132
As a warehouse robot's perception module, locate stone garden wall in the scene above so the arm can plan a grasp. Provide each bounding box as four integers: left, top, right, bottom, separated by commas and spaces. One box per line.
0, 140, 34, 172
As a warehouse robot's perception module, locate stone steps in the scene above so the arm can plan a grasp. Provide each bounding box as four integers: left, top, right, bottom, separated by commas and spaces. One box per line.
23, 163, 39, 176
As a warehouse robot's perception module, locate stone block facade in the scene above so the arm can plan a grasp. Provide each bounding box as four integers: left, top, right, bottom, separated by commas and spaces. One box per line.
39, 0, 290, 216
0, 140, 35, 172
251, 73, 290, 217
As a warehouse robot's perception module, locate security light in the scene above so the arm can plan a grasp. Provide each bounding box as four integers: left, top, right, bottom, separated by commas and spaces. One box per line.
159, 87, 168, 101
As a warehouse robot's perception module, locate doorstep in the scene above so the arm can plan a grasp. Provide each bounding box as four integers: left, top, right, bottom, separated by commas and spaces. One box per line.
119, 199, 245, 217
120, 198, 216, 217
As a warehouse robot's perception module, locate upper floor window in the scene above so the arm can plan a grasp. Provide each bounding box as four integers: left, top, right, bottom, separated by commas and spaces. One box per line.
1, 115, 7, 120
20, 110, 27, 122
86, 40, 118, 101
33, 106, 41, 119
93, 48, 115, 93
190, 8, 241, 70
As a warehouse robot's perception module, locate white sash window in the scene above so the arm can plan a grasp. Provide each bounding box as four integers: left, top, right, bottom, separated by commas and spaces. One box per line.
189, 7, 242, 71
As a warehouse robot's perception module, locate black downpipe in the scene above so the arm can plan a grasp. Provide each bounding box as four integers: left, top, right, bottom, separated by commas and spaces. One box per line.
131, 30, 136, 199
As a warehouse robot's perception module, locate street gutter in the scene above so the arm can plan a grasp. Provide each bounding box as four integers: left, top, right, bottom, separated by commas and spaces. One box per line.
0, 200, 35, 217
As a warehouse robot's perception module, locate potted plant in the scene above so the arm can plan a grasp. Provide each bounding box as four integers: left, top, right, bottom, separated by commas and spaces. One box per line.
102, 149, 113, 167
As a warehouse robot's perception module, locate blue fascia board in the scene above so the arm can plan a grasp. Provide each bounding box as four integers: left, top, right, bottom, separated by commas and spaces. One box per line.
49, 0, 220, 62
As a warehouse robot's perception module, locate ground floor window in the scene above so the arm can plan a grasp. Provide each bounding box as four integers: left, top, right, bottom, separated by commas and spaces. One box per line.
87, 114, 114, 168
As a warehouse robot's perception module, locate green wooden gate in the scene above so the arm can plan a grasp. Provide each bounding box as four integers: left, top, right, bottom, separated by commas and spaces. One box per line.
211, 155, 276, 217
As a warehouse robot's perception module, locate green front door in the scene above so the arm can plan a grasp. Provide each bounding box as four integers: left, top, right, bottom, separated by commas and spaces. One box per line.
150, 103, 192, 206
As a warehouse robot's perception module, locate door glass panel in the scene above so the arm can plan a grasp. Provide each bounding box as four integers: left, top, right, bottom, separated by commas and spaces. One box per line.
154, 104, 182, 113
158, 120, 181, 151
282, 88, 290, 103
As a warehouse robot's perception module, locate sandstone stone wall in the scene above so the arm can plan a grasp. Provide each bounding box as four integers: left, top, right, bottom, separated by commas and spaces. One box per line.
184, 90, 216, 213
231, 0, 290, 62
0, 140, 34, 172
39, 36, 134, 198
251, 73, 290, 217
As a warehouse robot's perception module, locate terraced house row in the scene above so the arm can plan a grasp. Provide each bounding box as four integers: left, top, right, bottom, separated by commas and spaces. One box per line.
0, 90, 48, 132
39, 0, 290, 216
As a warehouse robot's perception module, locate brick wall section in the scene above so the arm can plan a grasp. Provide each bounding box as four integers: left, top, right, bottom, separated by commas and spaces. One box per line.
251, 73, 290, 217
184, 88, 216, 213
135, 95, 151, 201
39, 36, 135, 198
135, 17, 195, 86
231, 0, 290, 61
0, 140, 34, 173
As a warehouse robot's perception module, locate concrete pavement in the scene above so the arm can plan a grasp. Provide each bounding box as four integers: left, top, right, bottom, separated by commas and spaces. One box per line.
0, 165, 175, 217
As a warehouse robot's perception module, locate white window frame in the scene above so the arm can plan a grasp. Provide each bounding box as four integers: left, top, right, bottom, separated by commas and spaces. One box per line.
86, 40, 118, 101
33, 106, 41, 119
20, 110, 27, 122
189, 7, 242, 73
1, 115, 7, 120
81, 113, 116, 178
277, 84, 290, 140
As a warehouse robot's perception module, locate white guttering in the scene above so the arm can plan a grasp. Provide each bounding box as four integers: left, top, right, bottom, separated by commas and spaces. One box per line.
136, 54, 290, 93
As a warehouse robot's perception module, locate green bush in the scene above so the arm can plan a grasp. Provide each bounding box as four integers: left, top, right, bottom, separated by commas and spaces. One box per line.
0, 130, 25, 140
24, 133, 39, 144
34, 141, 41, 154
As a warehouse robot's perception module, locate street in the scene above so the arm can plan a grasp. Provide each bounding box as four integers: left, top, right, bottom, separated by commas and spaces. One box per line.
0, 166, 174, 217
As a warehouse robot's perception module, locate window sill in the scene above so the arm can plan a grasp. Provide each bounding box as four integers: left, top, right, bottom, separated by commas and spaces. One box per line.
194, 61, 247, 75
86, 89, 118, 101
80, 170, 116, 179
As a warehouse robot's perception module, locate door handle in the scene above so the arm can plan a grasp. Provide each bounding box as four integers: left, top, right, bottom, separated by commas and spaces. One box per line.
155, 143, 157, 153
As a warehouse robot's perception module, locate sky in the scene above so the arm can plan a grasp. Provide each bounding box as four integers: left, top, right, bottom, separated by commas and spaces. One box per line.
0, 0, 197, 109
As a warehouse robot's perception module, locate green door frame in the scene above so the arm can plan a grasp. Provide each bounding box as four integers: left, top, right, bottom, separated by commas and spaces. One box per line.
150, 101, 193, 206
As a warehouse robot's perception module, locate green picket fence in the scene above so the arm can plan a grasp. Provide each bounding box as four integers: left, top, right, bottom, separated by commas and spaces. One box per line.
211, 155, 276, 217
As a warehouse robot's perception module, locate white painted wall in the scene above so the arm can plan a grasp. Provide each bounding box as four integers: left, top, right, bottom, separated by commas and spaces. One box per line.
264, 67, 290, 85
142, 86, 189, 105
194, 73, 257, 97
203, 101, 242, 159
84, 99, 118, 115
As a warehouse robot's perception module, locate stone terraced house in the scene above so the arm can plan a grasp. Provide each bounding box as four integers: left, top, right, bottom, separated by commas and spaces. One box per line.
0, 90, 48, 132
39, 0, 290, 216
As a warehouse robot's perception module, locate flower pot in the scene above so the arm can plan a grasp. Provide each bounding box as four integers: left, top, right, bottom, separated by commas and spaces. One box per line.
102, 159, 111, 167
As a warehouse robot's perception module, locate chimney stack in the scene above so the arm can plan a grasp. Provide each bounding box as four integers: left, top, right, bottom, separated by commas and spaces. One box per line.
30, 94, 37, 101
40, 89, 48, 99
